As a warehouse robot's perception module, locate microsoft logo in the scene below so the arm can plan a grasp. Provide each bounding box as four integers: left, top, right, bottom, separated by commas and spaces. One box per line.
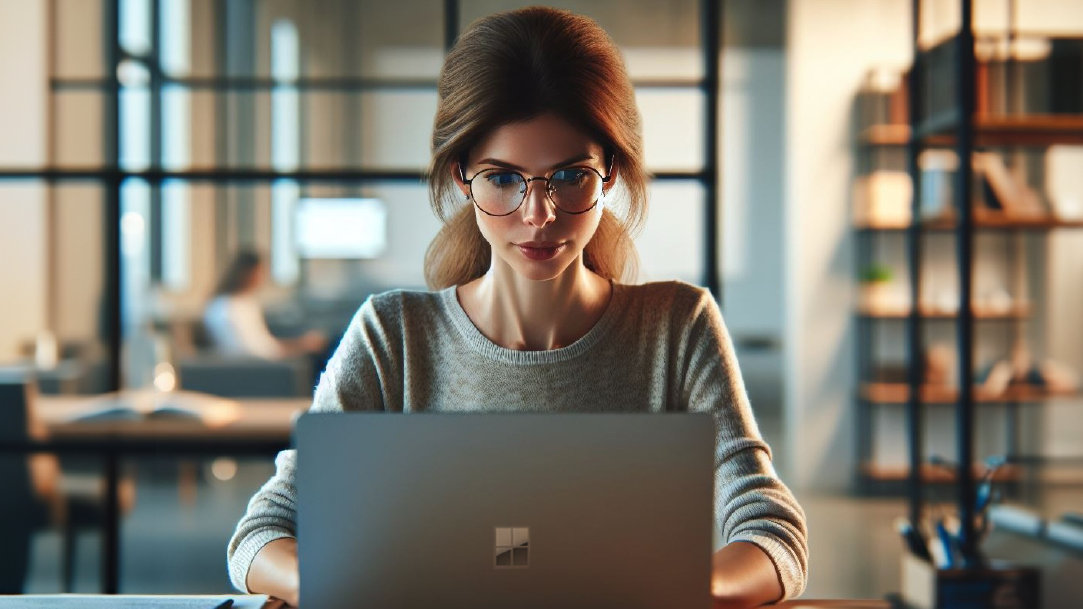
494, 527, 530, 568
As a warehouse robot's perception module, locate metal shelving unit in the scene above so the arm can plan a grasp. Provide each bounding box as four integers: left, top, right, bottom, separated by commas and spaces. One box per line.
856, 2, 1083, 561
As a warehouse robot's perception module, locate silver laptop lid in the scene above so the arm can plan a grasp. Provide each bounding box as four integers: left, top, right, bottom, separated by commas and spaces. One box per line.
297, 413, 714, 609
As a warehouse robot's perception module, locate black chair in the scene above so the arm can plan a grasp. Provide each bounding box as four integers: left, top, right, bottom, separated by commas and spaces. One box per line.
0, 380, 114, 592
0, 381, 47, 592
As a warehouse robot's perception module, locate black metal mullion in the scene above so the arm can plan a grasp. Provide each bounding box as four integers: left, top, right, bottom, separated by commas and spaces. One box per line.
444, 0, 459, 52
103, 0, 123, 594
905, 0, 926, 533
954, 0, 979, 566
855, 228, 872, 491
149, 0, 163, 281
700, 0, 721, 299
213, 0, 230, 264
344, 0, 360, 173
45, 0, 59, 335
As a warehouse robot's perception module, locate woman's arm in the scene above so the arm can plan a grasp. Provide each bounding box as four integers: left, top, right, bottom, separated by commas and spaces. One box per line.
226, 296, 400, 596
247, 538, 300, 607
711, 541, 783, 608
677, 286, 809, 602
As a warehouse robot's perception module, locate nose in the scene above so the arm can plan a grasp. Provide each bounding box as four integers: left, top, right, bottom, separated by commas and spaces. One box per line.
520, 177, 556, 228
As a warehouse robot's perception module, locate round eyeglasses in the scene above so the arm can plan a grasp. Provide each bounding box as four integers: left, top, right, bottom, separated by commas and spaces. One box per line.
460, 163, 613, 217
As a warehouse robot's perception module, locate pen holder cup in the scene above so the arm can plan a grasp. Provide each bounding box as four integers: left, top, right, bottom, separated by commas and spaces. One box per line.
901, 554, 1041, 609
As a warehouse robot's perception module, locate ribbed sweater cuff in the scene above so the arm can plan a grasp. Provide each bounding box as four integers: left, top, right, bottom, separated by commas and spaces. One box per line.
228, 530, 295, 593
729, 532, 806, 602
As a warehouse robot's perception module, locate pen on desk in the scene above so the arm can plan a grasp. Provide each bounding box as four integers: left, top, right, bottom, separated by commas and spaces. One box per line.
213, 600, 234, 609
935, 520, 958, 568
895, 517, 932, 562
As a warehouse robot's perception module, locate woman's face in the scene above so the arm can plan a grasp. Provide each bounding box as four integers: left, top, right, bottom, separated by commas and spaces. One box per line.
454, 113, 614, 283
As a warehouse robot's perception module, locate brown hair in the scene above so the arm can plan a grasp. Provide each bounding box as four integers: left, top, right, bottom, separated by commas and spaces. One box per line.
424, 6, 648, 289
213, 249, 263, 296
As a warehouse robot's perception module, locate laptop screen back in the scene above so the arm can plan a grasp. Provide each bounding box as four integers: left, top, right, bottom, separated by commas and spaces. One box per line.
296, 413, 714, 609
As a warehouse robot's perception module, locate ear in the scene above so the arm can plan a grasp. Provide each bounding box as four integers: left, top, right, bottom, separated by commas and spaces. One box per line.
451, 162, 470, 199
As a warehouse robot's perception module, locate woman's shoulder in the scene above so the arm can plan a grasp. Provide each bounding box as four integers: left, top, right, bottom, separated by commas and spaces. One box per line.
617, 279, 715, 313
364, 286, 447, 311
352, 287, 452, 327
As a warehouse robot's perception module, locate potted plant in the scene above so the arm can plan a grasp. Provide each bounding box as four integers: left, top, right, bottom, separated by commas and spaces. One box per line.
859, 263, 896, 314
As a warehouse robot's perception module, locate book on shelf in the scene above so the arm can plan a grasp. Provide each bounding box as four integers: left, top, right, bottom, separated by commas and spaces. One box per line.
1049, 38, 1083, 115
920, 34, 1082, 122
856, 67, 909, 131
918, 150, 956, 222
974, 36, 1051, 116
973, 152, 1045, 218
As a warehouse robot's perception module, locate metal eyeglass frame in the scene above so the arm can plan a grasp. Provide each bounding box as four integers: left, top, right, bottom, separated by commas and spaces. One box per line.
459, 156, 615, 217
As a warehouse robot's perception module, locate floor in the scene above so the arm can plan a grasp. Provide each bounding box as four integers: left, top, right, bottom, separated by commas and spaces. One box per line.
22, 455, 1083, 601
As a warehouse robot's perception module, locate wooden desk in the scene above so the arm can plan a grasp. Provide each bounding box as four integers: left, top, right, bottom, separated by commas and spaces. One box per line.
0, 596, 891, 608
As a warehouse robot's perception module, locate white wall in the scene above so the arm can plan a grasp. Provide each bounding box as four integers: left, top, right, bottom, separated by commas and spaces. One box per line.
785, 0, 912, 490
0, 0, 47, 361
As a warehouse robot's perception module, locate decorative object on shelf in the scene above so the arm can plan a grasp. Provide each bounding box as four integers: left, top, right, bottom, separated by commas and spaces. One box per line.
859, 263, 908, 315
975, 343, 1080, 398
854, 171, 912, 227
1045, 145, 1083, 221
918, 150, 957, 222
976, 287, 1015, 316
924, 286, 960, 316
924, 343, 955, 388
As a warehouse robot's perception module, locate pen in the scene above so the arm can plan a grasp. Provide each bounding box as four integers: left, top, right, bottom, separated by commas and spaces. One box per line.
895, 517, 932, 562
213, 600, 234, 609
935, 520, 957, 568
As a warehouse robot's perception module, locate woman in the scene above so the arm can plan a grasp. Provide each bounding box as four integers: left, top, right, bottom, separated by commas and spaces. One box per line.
228, 7, 807, 608
203, 250, 326, 360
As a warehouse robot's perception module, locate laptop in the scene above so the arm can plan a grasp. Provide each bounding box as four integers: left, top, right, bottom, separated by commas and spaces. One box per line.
296, 413, 715, 609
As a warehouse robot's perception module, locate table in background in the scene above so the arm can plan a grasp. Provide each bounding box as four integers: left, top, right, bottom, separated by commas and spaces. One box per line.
27, 392, 309, 594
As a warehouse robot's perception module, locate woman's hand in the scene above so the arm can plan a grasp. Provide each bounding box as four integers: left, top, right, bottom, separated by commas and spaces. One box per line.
248, 538, 300, 608
711, 541, 784, 608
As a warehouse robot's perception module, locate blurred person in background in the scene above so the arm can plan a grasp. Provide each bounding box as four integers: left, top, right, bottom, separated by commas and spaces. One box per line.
203, 250, 327, 361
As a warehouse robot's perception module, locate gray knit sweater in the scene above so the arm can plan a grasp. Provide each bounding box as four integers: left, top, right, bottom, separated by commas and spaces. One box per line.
227, 281, 808, 599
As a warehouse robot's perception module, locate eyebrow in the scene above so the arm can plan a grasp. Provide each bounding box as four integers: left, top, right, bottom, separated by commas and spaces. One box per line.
474, 153, 597, 172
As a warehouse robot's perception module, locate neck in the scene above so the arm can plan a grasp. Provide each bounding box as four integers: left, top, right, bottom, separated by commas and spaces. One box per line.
464, 257, 611, 351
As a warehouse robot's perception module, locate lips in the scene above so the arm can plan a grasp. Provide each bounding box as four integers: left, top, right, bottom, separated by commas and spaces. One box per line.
516, 241, 566, 261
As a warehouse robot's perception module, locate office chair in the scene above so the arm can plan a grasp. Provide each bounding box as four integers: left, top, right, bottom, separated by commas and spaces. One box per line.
0, 381, 46, 592
0, 380, 128, 592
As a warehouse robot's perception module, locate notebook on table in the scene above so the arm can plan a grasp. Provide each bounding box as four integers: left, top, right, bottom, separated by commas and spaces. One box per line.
295, 412, 715, 609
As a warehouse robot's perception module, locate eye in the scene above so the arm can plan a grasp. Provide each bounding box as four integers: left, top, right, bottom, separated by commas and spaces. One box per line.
550, 168, 590, 187
483, 171, 524, 189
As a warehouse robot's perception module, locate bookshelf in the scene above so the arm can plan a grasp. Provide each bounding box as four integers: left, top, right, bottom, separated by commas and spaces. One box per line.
852, 16, 1083, 500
